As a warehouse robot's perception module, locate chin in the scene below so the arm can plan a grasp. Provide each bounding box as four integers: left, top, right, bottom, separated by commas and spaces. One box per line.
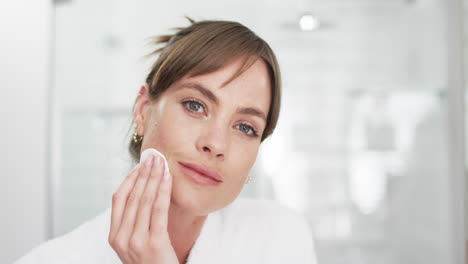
170, 175, 238, 216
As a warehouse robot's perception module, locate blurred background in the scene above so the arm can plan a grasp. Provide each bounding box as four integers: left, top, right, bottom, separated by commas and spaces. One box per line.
1, 0, 466, 263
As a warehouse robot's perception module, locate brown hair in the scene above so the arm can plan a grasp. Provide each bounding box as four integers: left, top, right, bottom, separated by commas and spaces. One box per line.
128, 17, 282, 163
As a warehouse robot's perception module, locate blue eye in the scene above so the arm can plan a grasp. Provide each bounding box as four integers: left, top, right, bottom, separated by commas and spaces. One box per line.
238, 123, 259, 138
183, 100, 205, 113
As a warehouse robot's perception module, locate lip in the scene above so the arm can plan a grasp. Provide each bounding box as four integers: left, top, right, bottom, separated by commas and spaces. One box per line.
178, 162, 222, 186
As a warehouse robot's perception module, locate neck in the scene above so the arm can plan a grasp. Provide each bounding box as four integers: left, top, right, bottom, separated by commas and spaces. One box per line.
167, 202, 207, 264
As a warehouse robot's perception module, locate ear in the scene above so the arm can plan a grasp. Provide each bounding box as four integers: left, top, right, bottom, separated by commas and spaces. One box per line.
133, 83, 151, 135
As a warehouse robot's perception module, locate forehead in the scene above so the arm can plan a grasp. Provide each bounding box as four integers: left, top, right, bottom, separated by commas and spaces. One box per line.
173, 58, 271, 113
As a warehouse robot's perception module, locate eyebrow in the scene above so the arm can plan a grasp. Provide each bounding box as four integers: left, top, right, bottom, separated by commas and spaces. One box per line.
178, 82, 267, 122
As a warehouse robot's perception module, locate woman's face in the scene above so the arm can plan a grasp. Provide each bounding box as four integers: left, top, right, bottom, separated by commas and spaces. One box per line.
134, 57, 271, 215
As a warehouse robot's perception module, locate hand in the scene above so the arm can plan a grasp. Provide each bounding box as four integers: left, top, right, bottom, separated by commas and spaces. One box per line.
108, 155, 179, 264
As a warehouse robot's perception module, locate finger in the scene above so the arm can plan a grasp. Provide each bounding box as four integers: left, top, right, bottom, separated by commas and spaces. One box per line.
150, 158, 173, 237
109, 163, 141, 242
117, 155, 154, 243
133, 155, 164, 238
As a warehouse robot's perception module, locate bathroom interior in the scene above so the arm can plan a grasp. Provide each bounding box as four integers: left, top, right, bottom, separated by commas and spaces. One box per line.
2, 0, 467, 263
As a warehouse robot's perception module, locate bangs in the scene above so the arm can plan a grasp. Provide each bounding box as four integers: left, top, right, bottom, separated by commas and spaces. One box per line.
150, 21, 267, 92
189, 54, 260, 88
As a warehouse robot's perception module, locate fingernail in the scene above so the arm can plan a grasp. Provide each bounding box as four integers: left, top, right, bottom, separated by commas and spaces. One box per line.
145, 155, 153, 166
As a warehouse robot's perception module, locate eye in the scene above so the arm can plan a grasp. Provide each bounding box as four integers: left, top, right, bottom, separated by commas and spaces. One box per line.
182, 99, 205, 114
237, 123, 259, 138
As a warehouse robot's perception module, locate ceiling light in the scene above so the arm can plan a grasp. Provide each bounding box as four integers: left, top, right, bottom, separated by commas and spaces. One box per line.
299, 13, 320, 31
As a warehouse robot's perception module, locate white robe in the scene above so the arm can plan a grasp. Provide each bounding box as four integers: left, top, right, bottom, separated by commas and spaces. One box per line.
14, 198, 318, 264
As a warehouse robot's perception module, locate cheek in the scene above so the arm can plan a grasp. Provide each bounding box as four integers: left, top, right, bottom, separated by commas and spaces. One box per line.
151, 109, 197, 151
215, 148, 258, 208
141, 105, 189, 156
227, 146, 258, 186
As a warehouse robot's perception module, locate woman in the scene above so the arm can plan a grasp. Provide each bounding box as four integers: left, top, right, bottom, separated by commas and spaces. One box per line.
15, 18, 317, 264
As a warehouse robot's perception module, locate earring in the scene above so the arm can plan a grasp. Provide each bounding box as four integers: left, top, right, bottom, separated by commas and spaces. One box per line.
133, 125, 143, 144
245, 175, 252, 184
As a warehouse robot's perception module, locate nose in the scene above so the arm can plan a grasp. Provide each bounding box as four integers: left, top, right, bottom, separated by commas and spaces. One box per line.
197, 124, 228, 161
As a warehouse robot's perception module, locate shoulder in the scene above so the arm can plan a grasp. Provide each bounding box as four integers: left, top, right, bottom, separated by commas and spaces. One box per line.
14, 208, 119, 264
219, 198, 318, 264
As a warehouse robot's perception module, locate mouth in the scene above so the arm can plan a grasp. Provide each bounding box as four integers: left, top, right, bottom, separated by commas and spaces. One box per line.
178, 161, 223, 186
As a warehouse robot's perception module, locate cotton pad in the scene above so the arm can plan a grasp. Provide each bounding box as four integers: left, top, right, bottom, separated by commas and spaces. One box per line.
140, 148, 171, 177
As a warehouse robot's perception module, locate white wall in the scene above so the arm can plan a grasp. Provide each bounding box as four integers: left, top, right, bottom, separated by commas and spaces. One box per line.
0, 0, 51, 262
